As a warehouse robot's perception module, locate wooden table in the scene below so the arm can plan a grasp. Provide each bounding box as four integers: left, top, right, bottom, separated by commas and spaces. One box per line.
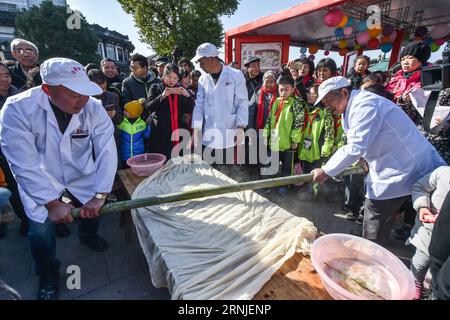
116, 168, 332, 300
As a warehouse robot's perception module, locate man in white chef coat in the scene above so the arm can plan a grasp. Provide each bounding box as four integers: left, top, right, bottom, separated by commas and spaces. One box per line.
191, 43, 249, 165
0, 58, 117, 300
311, 76, 445, 245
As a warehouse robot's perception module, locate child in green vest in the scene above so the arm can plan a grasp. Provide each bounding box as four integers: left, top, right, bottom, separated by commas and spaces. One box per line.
118, 99, 151, 168
300, 84, 335, 173
263, 76, 307, 195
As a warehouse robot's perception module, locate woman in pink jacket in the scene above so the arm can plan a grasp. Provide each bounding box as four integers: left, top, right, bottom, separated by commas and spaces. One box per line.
386, 41, 431, 124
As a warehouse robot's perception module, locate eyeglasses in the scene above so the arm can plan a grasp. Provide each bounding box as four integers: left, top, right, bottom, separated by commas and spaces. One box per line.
14, 48, 36, 55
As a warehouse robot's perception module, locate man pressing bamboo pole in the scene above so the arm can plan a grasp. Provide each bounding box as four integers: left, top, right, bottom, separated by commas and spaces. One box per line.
311, 76, 445, 246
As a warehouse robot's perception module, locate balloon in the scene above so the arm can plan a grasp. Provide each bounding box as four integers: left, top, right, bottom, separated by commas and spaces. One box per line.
324, 50, 330, 56
335, 28, 344, 38
381, 36, 391, 44
358, 20, 368, 32
436, 38, 446, 46
368, 38, 380, 49
356, 31, 370, 45
324, 9, 343, 27
345, 17, 354, 28
344, 26, 353, 36
308, 55, 315, 61
323, 43, 332, 51
368, 28, 381, 39
404, 32, 411, 42
380, 43, 393, 53
382, 25, 395, 36
431, 24, 450, 39
390, 30, 397, 41
354, 44, 361, 50
308, 44, 319, 54
338, 39, 347, 49
337, 15, 348, 28
415, 26, 428, 37
425, 37, 434, 46
431, 42, 440, 52
300, 47, 307, 54
338, 48, 347, 56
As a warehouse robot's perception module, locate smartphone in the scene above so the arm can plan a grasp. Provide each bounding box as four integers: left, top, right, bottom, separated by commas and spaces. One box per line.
105, 104, 115, 111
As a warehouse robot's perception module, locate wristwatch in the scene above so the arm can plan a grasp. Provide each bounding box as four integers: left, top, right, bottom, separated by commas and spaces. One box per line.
94, 193, 108, 201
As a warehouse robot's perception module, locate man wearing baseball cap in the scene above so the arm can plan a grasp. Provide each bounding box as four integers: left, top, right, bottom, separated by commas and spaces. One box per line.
244, 56, 264, 100
311, 76, 445, 245
0, 57, 118, 300
191, 43, 248, 165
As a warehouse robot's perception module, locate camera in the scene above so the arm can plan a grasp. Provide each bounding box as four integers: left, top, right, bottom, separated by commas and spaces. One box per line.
421, 64, 450, 90
421, 41, 450, 90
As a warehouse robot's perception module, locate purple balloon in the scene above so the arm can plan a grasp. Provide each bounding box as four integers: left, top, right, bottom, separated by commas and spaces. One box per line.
308, 55, 315, 61
382, 25, 395, 36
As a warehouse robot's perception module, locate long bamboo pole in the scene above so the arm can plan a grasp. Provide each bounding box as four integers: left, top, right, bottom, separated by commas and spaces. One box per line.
71, 166, 367, 218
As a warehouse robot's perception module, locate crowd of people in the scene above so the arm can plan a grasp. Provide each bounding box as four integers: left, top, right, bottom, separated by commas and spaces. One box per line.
0, 37, 449, 300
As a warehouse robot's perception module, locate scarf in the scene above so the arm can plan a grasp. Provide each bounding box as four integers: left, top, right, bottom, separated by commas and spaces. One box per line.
301, 75, 312, 87
274, 98, 287, 128
257, 87, 277, 129
163, 81, 180, 146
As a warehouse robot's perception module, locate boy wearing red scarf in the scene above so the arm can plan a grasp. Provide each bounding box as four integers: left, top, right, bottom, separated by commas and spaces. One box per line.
263, 76, 307, 194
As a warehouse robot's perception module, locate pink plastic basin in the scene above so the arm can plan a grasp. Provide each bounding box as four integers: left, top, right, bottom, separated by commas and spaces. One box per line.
126, 153, 166, 177
311, 234, 415, 300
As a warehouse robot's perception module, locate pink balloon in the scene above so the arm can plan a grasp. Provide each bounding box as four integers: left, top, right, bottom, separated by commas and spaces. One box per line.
324, 50, 330, 56
431, 24, 450, 39
436, 38, 445, 45
324, 9, 343, 27
356, 31, 369, 45
344, 26, 353, 36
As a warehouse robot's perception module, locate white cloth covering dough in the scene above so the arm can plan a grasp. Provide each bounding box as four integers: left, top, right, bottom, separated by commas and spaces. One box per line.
132, 155, 317, 300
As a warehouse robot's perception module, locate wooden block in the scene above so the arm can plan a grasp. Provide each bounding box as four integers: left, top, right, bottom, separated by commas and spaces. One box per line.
253, 253, 332, 300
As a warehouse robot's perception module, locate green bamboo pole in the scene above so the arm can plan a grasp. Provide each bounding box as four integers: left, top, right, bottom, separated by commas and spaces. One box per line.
71, 166, 367, 218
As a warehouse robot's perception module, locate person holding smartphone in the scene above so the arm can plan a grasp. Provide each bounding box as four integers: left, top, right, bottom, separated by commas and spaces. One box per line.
144, 63, 193, 159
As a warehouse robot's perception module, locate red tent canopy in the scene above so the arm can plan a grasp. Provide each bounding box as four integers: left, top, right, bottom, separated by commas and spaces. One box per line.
225, 0, 450, 69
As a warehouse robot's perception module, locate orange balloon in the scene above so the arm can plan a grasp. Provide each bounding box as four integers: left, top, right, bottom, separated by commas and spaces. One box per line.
339, 48, 347, 56
368, 28, 381, 39
309, 44, 319, 54
337, 15, 348, 28
381, 36, 391, 44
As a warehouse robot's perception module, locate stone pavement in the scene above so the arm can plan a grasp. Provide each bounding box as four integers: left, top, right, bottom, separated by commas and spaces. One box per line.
0, 166, 414, 300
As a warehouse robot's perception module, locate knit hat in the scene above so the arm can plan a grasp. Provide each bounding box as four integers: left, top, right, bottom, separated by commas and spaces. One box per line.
124, 99, 144, 118
263, 70, 277, 81
400, 41, 431, 64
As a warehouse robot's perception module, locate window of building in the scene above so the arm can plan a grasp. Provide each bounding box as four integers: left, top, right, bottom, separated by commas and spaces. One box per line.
106, 44, 116, 60
97, 43, 105, 58
116, 47, 124, 62
0, 3, 18, 12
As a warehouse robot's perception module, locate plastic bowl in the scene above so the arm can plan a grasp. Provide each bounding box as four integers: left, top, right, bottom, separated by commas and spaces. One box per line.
126, 153, 166, 177
311, 234, 415, 300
